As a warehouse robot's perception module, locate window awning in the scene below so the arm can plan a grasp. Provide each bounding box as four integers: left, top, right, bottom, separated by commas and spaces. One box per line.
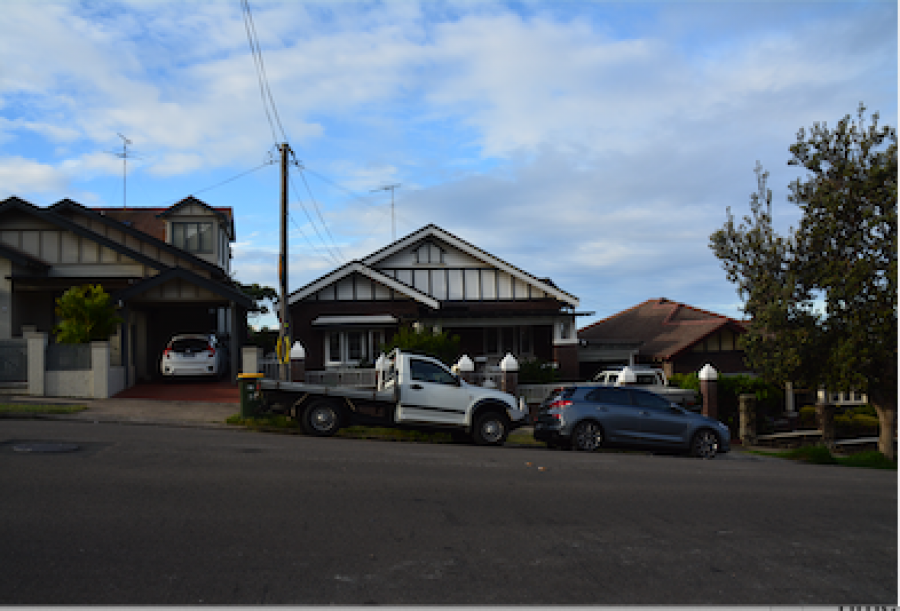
311, 315, 398, 327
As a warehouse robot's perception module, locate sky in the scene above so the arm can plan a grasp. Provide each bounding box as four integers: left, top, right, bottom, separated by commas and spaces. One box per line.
1, 0, 896, 330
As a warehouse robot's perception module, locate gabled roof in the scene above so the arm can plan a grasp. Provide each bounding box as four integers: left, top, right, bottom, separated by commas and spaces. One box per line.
288, 261, 440, 308
579, 298, 748, 359
157, 196, 235, 240
1, 197, 169, 273
362, 224, 579, 307
50, 198, 226, 278
113, 267, 253, 309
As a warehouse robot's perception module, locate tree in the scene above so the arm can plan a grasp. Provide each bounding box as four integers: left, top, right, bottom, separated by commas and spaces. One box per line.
711, 104, 897, 459
235, 282, 278, 320
381, 326, 462, 366
54, 284, 123, 344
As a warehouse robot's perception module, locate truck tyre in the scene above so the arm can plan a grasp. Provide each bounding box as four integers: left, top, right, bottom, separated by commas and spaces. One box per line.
472, 411, 509, 446
301, 399, 342, 437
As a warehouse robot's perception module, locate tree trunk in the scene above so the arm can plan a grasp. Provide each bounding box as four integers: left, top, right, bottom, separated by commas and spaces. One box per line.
874, 404, 897, 461
869, 387, 897, 461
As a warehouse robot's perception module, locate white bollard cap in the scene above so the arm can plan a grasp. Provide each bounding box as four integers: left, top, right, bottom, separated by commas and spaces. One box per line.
456, 354, 475, 372
290, 342, 305, 359
500, 353, 519, 372
699, 363, 719, 381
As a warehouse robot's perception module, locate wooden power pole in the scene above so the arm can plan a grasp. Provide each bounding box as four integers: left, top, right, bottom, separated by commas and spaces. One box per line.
278, 142, 292, 381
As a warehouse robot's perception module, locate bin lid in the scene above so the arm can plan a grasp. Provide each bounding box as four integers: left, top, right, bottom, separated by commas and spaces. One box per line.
237, 373, 265, 379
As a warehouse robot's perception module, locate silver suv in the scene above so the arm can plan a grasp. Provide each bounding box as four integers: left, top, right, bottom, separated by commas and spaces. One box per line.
533, 386, 730, 458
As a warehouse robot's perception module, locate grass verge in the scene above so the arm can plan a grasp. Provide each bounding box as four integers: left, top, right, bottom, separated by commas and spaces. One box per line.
752, 445, 897, 470
226, 413, 541, 446
0, 403, 88, 415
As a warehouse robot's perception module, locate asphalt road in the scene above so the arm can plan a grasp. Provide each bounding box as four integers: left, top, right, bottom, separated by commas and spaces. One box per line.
0, 420, 896, 605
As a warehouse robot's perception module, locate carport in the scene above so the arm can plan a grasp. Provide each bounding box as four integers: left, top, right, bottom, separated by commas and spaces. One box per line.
113, 268, 253, 386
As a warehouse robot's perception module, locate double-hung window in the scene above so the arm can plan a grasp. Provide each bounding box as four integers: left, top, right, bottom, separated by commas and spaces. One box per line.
173, 222, 214, 254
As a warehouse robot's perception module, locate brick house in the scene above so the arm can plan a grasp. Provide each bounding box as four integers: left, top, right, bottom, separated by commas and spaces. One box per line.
288, 224, 585, 378
0, 195, 252, 386
578, 298, 751, 379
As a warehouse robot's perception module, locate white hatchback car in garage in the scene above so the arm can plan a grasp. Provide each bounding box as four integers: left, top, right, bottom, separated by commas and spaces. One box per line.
160, 334, 225, 378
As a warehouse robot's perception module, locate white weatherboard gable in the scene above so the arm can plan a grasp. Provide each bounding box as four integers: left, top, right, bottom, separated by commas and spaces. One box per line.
364, 225, 579, 307
288, 261, 439, 308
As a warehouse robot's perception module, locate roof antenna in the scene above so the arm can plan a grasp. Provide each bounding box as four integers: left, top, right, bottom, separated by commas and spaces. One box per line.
371, 184, 401, 241
109, 134, 140, 208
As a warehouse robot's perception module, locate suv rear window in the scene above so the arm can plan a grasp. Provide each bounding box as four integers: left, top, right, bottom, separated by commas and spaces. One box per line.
170, 338, 209, 352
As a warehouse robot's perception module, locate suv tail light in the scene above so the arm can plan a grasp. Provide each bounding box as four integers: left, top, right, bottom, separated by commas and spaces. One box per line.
206, 345, 215, 357
548, 399, 573, 410
163, 348, 172, 358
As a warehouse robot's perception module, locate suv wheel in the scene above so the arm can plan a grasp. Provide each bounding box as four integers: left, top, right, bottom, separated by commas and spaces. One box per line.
472, 412, 509, 446
691, 429, 719, 459
571, 420, 603, 451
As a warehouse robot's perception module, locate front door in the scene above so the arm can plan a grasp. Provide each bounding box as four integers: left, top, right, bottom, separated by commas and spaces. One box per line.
397, 357, 469, 425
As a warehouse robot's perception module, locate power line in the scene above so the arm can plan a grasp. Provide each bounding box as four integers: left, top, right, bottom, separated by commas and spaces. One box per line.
287, 171, 345, 265
294, 163, 346, 262
240, 0, 286, 144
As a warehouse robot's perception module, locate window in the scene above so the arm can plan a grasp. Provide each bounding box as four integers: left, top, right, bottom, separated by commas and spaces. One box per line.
410, 359, 457, 385
324, 329, 386, 366
172, 222, 214, 253
630, 390, 671, 411
483, 326, 533, 357
585, 387, 631, 405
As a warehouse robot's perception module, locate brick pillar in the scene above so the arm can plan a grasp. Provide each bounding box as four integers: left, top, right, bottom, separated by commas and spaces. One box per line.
500, 353, 519, 397
699, 363, 718, 420
26, 331, 47, 397
91, 341, 110, 398
455, 355, 475, 384
290, 342, 305, 383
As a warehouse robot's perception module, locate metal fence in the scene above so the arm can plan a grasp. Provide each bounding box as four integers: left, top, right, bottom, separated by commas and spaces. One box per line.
0, 339, 27, 382
46, 343, 92, 371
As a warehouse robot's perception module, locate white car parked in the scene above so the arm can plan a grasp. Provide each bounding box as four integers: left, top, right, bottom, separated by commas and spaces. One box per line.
160, 334, 225, 378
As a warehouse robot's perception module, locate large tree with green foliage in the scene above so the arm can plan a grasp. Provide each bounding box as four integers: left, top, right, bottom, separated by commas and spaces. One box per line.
711, 104, 897, 459
54, 284, 123, 344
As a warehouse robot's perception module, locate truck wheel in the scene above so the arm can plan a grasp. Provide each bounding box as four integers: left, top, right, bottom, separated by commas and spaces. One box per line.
472, 411, 509, 446
301, 400, 342, 437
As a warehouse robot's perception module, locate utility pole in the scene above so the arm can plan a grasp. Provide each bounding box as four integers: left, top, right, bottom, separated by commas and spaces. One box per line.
278, 142, 292, 382
372, 184, 401, 241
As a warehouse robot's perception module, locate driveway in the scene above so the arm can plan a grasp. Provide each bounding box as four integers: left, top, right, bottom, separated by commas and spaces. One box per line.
113, 378, 240, 403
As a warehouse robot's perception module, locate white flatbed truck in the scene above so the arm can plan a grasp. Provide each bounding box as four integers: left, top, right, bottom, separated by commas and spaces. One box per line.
255, 349, 528, 446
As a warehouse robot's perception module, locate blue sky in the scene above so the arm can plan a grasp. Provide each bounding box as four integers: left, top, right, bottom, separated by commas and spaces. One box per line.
1, 0, 896, 330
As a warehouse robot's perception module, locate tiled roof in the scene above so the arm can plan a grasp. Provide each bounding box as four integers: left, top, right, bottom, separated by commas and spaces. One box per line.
579, 298, 748, 359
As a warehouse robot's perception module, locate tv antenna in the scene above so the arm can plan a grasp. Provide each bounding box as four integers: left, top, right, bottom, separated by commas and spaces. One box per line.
371, 183, 401, 241
109, 133, 141, 208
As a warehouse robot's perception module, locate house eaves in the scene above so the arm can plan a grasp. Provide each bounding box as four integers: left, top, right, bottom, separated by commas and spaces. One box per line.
362, 224, 580, 308
288, 261, 441, 309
